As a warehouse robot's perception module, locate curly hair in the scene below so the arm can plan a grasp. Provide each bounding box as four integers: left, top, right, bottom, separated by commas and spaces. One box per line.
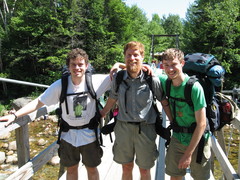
66, 48, 89, 66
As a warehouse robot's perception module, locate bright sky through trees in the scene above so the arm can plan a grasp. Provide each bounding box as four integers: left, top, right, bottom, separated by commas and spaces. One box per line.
124, 0, 195, 20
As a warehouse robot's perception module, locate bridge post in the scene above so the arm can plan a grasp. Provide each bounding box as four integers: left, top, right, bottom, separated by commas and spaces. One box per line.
15, 117, 30, 167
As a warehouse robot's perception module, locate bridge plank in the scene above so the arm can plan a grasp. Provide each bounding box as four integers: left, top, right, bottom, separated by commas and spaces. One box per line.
5, 142, 58, 180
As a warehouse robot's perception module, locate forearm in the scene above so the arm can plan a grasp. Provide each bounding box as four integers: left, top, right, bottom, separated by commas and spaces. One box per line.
184, 108, 206, 156
101, 98, 117, 117
111, 62, 126, 71
161, 99, 173, 122
15, 98, 45, 118
116, 62, 126, 69
0, 98, 45, 125
184, 124, 206, 157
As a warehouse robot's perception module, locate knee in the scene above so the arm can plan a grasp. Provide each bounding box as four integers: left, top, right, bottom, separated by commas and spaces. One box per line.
139, 168, 150, 177
67, 164, 78, 174
122, 163, 134, 173
86, 166, 98, 174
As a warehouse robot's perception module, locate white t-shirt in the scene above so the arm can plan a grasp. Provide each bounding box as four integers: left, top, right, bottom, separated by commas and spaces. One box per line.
39, 74, 111, 147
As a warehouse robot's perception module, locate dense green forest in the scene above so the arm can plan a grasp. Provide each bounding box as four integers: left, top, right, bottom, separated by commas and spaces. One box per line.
0, 0, 239, 101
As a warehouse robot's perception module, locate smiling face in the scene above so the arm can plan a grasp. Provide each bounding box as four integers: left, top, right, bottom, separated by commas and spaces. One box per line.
125, 48, 144, 77
66, 48, 89, 84
162, 48, 185, 81
162, 57, 185, 80
68, 56, 88, 82
123, 41, 145, 78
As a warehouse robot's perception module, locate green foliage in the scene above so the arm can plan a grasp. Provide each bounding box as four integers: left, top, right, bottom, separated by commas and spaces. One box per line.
0, 104, 6, 116
161, 14, 183, 48
0, 0, 239, 100
183, 0, 240, 88
148, 14, 167, 53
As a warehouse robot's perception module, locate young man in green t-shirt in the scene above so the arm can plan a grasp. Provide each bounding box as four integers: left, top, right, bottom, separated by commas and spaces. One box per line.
159, 48, 211, 180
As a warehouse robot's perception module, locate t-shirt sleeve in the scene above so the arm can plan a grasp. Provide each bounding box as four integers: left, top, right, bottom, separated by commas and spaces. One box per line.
152, 76, 165, 101
108, 74, 118, 100
191, 81, 207, 112
158, 74, 168, 94
93, 74, 111, 99
38, 79, 61, 106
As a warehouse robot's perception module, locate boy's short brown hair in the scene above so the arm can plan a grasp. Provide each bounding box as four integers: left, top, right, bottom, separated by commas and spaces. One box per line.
162, 48, 184, 62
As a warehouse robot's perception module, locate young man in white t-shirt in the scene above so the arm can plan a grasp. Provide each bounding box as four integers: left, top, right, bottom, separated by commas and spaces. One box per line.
0, 48, 115, 180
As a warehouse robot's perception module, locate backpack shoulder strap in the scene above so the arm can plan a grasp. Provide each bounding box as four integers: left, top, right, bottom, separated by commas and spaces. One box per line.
184, 76, 197, 107
60, 73, 69, 103
143, 72, 161, 115
143, 71, 154, 96
85, 70, 103, 112
165, 76, 196, 107
115, 70, 125, 93
85, 70, 97, 100
166, 79, 172, 98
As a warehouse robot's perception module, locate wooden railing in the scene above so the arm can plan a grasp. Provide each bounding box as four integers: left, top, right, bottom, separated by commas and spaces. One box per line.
0, 104, 59, 180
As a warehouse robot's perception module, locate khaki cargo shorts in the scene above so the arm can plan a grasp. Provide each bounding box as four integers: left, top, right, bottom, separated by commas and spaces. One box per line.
165, 136, 211, 180
113, 121, 159, 169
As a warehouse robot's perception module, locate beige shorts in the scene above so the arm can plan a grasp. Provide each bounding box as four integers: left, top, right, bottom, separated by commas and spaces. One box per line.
113, 121, 159, 169
165, 136, 211, 180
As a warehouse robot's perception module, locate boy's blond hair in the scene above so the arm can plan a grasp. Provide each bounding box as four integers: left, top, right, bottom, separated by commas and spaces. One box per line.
123, 41, 145, 57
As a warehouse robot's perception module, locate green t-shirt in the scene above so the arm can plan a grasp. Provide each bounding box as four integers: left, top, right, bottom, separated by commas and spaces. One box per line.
159, 74, 207, 146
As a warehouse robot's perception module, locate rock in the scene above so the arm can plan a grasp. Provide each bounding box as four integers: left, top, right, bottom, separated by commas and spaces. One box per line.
39, 115, 48, 120
37, 138, 47, 146
6, 151, 14, 156
8, 141, 17, 151
29, 138, 35, 142
6, 155, 18, 164
49, 155, 60, 166
12, 97, 33, 111
0, 152, 6, 164
0, 164, 10, 170
48, 115, 58, 123
230, 143, 237, 147
2, 143, 8, 148
0, 132, 11, 140
32, 150, 37, 154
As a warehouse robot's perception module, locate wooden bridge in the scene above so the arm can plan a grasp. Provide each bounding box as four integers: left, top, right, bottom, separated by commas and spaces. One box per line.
0, 77, 240, 180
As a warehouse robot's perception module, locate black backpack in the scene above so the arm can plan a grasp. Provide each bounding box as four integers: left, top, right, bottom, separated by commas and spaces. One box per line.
56, 68, 103, 145
166, 76, 219, 133
182, 53, 229, 132
101, 70, 171, 144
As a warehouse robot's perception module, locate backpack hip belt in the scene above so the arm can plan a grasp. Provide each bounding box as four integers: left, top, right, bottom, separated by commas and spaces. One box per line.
172, 122, 196, 134
172, 125, 194, 133
60, 119, 90, 132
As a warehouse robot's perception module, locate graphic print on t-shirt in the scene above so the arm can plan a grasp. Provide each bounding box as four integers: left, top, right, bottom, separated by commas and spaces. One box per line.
73, 95, 87, 117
